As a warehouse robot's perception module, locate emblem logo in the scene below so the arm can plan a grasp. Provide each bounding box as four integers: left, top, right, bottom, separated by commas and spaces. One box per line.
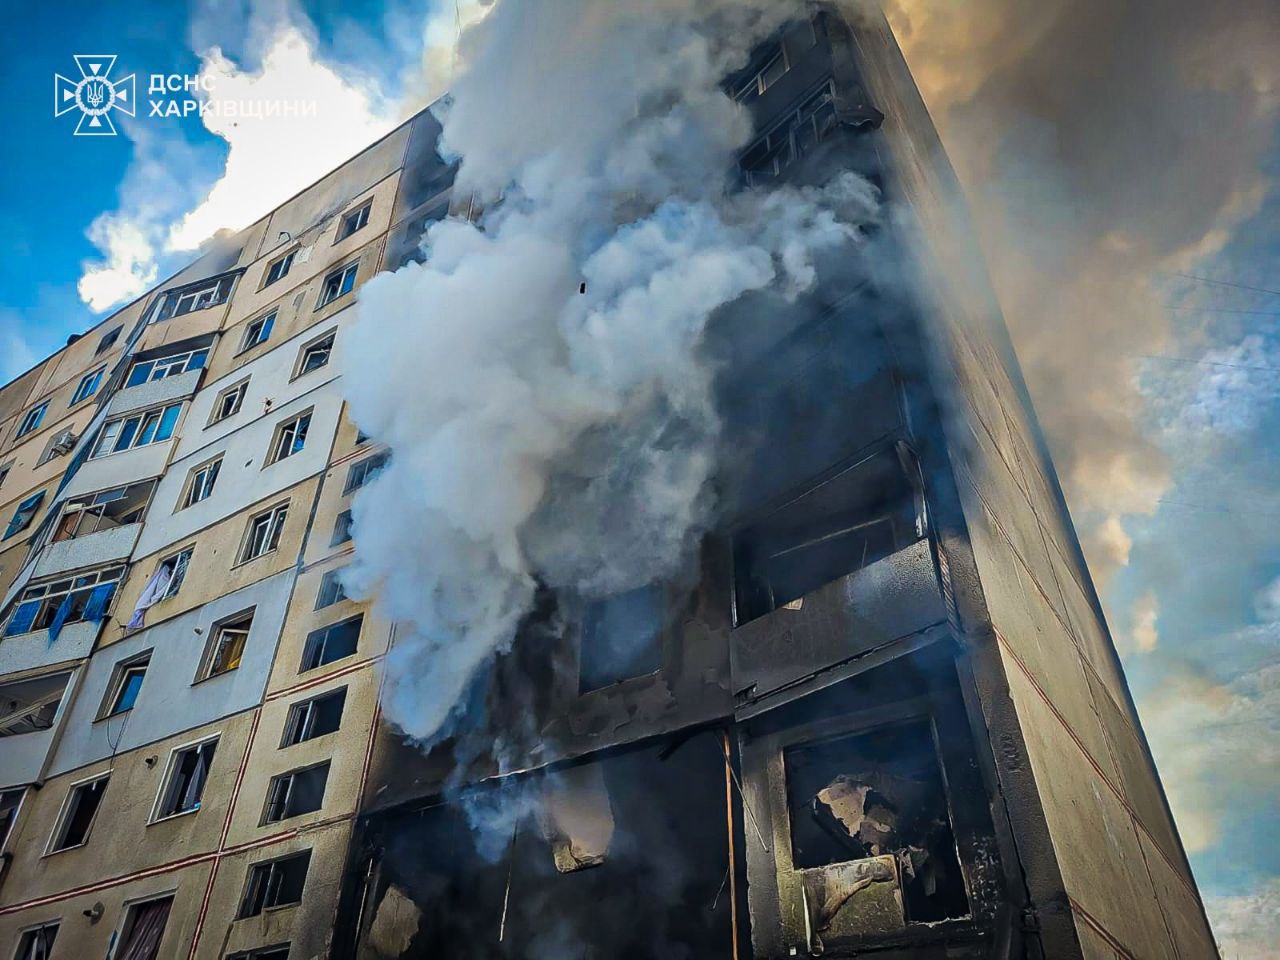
54, 55, 136, 136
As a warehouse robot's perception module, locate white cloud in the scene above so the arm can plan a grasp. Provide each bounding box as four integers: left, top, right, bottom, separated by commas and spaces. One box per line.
167, 27, 398, 251
1127, 591, 1159, 653
78, 215, 160, 312
1168, 334, 1280, 437
1205, 877, 1280, 959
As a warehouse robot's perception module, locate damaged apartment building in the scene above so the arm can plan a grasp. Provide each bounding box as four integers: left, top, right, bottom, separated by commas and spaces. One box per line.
0, 5, 1214, 960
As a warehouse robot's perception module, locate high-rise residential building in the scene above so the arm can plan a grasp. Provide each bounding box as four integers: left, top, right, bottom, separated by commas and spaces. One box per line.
0, 6, 1214, 960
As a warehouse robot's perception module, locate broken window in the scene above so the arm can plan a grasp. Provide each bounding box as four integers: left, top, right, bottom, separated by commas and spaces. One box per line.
100, 652, 150, 717
739, 81, 839, 187
318, 262, 358, 307
49, 774, 108, 852
96, 325, 122, 355
239, 504, 288, 562
155, 738, 218, 819
157, 275, 235, 320
784, 720, 969, 925
300, 615, 362, 671
4, 490, 45, 540
161, 547, 193, 598
267, 410, 311, 464
200, 610, 254, 679
331, 509, 353, 546
4, 566, 123, 637
264, 251, 295, 288
338, 202, 371, 241
114, 896, 172, 960
0, 671, 70, 736
71, 366, 105, 406
126, 349, 208, 387
344, 451, 388, 494
239, 850, 311, 917
53, 480, 154, 541
315, 568, 349, 609
578, 585, 665, 693
14, 922, 59, 960
180, 457, 222, 509
15, 401, 47, 439
263, 762, 330, 822
732, 447, 923, 624
90, 402, 183, 458
242, 311, 275, 352
211, 380, 249, 423
296, 333, 334, 377
0, 788, 25, 849
281, 687, 346, 746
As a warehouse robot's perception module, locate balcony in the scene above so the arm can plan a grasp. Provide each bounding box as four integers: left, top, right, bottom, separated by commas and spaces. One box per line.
107, 367, 202, 419
34, 523, 141, 579
0, 669, 73, 787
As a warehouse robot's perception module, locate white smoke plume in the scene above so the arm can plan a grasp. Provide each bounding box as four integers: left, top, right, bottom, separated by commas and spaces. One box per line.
342, 0, 880, 744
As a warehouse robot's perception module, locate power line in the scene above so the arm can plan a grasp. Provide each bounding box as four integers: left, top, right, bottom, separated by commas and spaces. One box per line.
1172, 272, 1280, 298
1167, 305, 1280, 317
1132, 353, 1280, 376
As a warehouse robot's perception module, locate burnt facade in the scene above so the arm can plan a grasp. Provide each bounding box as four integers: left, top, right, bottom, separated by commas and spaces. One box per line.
335, 8, 1217, 960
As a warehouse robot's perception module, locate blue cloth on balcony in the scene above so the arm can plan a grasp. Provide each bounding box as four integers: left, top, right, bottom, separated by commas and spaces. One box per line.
3, 599, 39, 636
46, 593, 75, 646
83, 582, 116, 623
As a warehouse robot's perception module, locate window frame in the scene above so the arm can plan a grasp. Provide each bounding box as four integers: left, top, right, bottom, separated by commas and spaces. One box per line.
280, 687, 347, 748
89, 402, 183, 459
299, 614, 363, 672
316, 262, 358, 309
96, 325, 122, 355
314, 568, 349, 610
13, 921, 60, 960
4, 490, 46, 541
179, 456, 223, 510
0, 787, 26, 851
261, 761, 331, 824
160, 546, 194, 600
45, 771, 110, 855
336, 202, 372, 242
150, 734, 219, 822
70, 366, 106, 406
293, 331, 335, 380
15, 402, 48, 439
52, 480, 154, 542
343, 451, 388, 494
238, 849, 312, 918
266, 410, 312, 466
125, 349, 208, 389
210, 379, 249, 424
262, 252, 296, 289
4, 565, 124, 637
240, 311, 277, 355
97, 650, 152, 720
196, 609, 255, 682
330, 509, 353, 547
157, 275, 236, 321
237, 503, 289, 564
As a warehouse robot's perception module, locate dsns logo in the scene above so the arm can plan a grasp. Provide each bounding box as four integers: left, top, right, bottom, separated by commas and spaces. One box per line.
54, 55, 136, 136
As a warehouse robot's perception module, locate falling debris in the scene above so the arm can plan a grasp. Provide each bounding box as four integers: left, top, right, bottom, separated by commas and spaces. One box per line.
538, 765, 615, 873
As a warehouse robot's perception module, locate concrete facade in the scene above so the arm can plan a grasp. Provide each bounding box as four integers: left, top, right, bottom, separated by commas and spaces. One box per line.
0, 7, 1212, 960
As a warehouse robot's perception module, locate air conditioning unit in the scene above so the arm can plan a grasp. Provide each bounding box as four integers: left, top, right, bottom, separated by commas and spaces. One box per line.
50, 430, 78, 456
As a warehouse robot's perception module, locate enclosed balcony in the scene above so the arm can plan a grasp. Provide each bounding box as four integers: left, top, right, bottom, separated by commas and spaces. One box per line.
0, 669, 73, 787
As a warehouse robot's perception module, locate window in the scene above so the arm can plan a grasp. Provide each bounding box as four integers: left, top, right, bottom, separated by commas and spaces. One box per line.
157, 275, 235, 321
0, 788, 24, 848
784, 721, 970, 921
53, 480, 154, 541
199, 611, 253, 679
315, 569, 348, 609
113, 896, 172, 960
180, 457, 222, 509
264, 252, 295, 288
101, 652, 150, 718
331, 510, 353, 547
241, 310, 276, 353
239, 850, 311, 917
4, 566, 123, 637
96, 325, 122, 355
337, 202, 371, 241
90, 402, 182, 458
263, 762, 329, 823
125, 349, 208, 388
578, 585, 665, 693
344, 452, 387, 494
154, 737, 218, 819
740, 83, 839, 187
48, 774, 108, 852
239, 504, 288, 562
71, 366, 106, 405
731, 448, 922, 624
295, 333, 334, 377
267, 411, 311, 465
0, 461, 10, 489
15, 402, 47, 439
318, 262, 357, 307
281, 688, 346, 746
211, 380, 248, 423
14, 922, 59, 960
733, 43, 790, 104
300, 615, 362, 671
4, 490, 44, 540
227, 947, 290, 960
160, 547, 193, 599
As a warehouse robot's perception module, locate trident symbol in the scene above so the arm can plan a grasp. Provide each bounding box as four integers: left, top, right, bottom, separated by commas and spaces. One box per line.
54, 55, 135, 136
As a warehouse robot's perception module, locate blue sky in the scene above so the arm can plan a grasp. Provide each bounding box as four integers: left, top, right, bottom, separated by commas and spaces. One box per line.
0, 1, 1276, 954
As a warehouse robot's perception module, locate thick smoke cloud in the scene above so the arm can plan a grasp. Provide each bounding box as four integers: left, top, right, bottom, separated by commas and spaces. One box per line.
342, 0, 879, 743
880, 0, 1280, 578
